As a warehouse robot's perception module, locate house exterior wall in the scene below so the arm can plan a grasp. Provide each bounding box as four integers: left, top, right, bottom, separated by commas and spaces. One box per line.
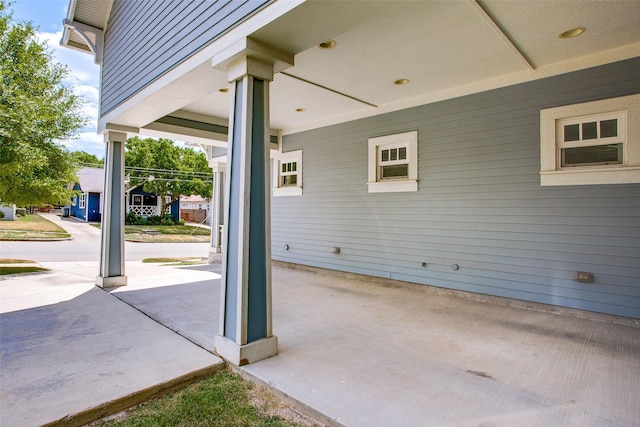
70, 184, 87, 221
272, 57, 640, 318
101, 0, 271, 116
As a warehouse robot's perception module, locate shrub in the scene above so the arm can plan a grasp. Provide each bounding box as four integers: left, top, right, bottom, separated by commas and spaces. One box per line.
144, 215, 161, 225
125, 211, 143, 225
161, 214, 178, 225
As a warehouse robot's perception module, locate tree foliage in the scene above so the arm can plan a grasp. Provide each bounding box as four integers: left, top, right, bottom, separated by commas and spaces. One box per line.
0, 1, 86, 207
72, 150, 103, 166
125, 137, 212, 214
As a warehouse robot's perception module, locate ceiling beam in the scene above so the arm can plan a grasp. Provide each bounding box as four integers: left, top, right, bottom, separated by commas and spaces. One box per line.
471, 0, 535, 71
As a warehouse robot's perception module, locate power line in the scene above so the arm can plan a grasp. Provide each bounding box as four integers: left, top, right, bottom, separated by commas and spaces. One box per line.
77, 162, 213, 178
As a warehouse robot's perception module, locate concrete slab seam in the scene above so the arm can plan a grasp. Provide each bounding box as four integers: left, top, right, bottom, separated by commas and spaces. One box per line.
105, 287, 218, 354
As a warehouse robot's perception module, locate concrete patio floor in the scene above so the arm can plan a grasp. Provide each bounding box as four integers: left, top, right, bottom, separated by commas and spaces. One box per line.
1, 260, 639, 426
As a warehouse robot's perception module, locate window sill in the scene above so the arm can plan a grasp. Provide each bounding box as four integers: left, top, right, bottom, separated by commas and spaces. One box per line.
273, 186, 302, 197
367, 180, 417, 193
540, 167, 640, 186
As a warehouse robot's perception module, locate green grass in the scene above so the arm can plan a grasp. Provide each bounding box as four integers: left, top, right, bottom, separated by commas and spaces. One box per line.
124, 225, 210, 236
92, 224, 210, 243
124, 225, 210, 243
95, 370, 305, 427
0, 266, 48, 275
0, 214, 70, 240
0, 259, 36, 264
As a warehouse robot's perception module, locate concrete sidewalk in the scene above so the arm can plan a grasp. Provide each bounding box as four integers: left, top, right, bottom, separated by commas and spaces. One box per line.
1, 260, 639, 426
0, 262, 224, 427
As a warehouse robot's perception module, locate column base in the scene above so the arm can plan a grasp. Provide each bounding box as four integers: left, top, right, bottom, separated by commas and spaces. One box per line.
96, 275, 128, 288
215, 335, 278, 366
209, 247, 222, 263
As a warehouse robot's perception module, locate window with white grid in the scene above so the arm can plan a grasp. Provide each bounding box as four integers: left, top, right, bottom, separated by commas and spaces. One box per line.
540, 94, 640, 186
273, 150, 302, 196
368, 131, 418, 193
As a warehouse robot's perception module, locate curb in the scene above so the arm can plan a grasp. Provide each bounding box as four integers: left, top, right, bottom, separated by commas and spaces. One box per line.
42, 364, 225, 427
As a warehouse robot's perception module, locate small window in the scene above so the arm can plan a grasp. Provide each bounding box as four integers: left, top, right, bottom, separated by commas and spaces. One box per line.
79, 194, 86, 208
558, 113, 624, 168
273, 150, 302, 197
540, 94, 640, 186
368, 131, 418, 193
132, 194, 142, 206
280, 160, 298, 186
379, 145, 409, 180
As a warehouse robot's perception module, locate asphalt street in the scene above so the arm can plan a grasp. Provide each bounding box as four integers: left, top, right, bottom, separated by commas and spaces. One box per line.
0, 213, 211, 262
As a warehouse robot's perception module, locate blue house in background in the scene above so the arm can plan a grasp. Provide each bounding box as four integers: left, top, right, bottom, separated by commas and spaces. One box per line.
70, 167, 103, 222
70, 167, 181, 222
125, 184, 180, 222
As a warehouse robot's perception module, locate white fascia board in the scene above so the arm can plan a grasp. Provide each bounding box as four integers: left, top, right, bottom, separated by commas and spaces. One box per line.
60, 0, 77, 47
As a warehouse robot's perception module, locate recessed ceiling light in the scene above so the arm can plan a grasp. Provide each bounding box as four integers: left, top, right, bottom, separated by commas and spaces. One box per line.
394, 79, 410, 86
318, 40, 337, 49
559, 27, 585, 39
296, 108, 307, 112
219, 87, 229, 93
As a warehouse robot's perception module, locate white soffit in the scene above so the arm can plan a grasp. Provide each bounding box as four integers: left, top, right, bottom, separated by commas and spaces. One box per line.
287, 0, 526, 109
98, 0, 640, 137
62, 0, 111, 52
260, 0, 640, 135
482, 0, 640, 68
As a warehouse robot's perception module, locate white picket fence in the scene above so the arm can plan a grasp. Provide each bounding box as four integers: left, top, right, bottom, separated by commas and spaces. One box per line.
129, 205, 158, 217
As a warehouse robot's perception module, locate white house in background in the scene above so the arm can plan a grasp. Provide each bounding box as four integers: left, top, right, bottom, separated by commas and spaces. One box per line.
179, 195, 210, 224
61, 0, 640, 366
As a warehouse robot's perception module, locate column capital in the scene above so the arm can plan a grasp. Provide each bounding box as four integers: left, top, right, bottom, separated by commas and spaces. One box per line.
103, 130, 128, 144
209, 160, 227, 173
211, 37, 294, 81
228, 56, 274, 82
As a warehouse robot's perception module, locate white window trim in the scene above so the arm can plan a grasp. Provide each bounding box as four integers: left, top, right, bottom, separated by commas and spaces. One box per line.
79, 193, 86, 209
273, 150, 303, 197
540, 94, 640, 186
368, 131, 418, 193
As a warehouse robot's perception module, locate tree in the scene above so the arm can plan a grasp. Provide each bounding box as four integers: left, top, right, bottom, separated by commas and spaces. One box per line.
72, 150, 103, 166
125, 137, 212, 215
0, 1, 85, 207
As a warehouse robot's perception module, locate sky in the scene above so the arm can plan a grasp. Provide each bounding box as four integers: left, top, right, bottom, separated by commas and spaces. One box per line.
9, 0, 106, 158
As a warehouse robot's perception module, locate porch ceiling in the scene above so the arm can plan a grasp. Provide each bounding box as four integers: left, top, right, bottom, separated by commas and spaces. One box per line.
87, 0, 640, 140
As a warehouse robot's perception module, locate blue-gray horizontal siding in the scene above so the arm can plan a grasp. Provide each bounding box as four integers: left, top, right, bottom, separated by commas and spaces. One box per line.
101, 0, 271, 116
272, 57, 640, 318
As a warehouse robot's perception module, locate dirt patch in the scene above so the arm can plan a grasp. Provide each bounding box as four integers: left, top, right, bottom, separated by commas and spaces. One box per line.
247, 383, 324, 426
